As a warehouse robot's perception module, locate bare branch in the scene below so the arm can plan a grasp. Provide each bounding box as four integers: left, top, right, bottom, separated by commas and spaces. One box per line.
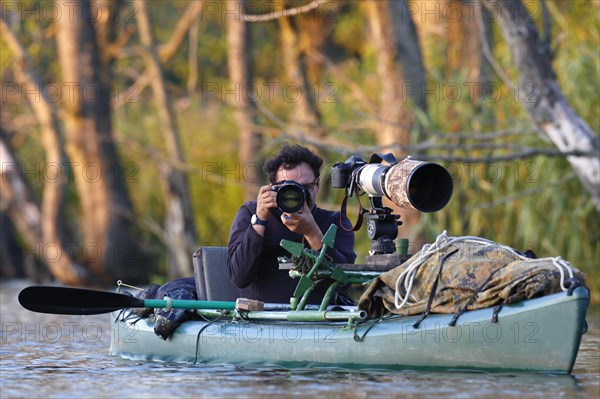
466, 173, 577, 211
107, 25, 137, 58
474, 1, 513, 87
279, 133, 595, 162
187, 14, 200, 93
112, 132, 196, 173
242, 0, 329, 22
158, 1, 204, 62
112, 69, 152, 108
309, 50, 379, 118
429, 129, 536, 141
540, 0, 553, 44
251, 101, 593, 163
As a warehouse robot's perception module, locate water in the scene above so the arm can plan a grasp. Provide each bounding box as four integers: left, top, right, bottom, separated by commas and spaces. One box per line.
1, 280, 599, 399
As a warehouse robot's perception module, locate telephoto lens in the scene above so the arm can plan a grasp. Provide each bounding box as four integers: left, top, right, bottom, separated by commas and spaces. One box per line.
383, 159, 453, 212
357, 158, 453, 212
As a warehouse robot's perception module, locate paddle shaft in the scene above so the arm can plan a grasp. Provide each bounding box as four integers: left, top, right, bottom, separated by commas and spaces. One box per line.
144, 299, 236, 310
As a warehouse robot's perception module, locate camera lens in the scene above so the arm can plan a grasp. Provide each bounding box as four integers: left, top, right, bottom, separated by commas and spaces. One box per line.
276, 184, 305, 213
404, 163, 453, 212
384, 160, 453, 212
357, 164, 388, 196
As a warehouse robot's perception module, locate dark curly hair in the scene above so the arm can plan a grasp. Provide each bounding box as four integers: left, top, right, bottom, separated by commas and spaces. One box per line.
264, 144, 323, 183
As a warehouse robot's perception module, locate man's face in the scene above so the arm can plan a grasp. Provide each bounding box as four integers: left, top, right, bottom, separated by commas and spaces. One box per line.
275, 162, 320, 209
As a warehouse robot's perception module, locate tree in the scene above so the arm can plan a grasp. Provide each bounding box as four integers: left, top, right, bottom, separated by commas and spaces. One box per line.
444, 0, 493, 109
54, 0, 147, 282
135, 0, 199, 277
360, 0, 427, 234
481, 0, 600, 211
1, 21, 88, 284
228, 0, 263, 200
361, 0, 426, 150
278, 1, 323, 138
1, 130, 87, 284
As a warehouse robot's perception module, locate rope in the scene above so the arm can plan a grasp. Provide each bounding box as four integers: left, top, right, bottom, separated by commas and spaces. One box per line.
552, 257, 574, 291
116, 280, 144, 292
394, 230, 577, 310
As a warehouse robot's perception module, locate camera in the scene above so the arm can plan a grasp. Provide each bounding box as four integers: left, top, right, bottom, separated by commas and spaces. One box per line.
332, 154, 453, 213
332, 153, 453, 255
272, 180, 311, 214
331, 155, 366, 189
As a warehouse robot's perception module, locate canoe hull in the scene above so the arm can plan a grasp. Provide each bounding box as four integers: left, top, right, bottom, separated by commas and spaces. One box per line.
110, 287, 589, 373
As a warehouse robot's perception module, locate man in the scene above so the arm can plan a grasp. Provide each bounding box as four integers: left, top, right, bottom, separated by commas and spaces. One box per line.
227, 144, 356, 303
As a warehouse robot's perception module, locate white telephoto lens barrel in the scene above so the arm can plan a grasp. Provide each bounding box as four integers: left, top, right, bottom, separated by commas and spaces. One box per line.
357, 164, 388, 196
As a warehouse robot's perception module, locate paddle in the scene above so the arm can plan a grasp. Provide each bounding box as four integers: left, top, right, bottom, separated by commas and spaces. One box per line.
18, 286, 237, 315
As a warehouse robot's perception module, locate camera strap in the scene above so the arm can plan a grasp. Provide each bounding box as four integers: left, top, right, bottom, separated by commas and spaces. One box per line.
339, 184, 366, 232
369, 152, 398, 165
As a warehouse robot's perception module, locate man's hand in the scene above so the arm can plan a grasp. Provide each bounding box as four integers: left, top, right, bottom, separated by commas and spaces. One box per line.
252, 185, 277, 237
256, 184, 277, 220
281, 202, 324, 250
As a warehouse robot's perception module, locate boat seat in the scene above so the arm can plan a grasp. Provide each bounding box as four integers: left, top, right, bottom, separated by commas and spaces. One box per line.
193, 246, 239, 301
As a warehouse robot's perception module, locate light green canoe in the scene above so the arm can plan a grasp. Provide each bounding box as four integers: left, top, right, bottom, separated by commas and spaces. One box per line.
110, 286, 588, 373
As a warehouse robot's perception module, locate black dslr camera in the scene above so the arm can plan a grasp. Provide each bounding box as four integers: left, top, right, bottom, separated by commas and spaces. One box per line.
331, 155, 366, 189
272, 181, 311, 214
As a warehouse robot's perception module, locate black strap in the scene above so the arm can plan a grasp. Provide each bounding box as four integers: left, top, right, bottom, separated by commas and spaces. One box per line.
448, 263, 510, 327
565, 277, 582, 296
339, 184, 366, 232
491, 305, 502, 323
353, 315, 386, 342
412, 249, 459, 329
338, 152, 398, 232
369, 153, 398, 165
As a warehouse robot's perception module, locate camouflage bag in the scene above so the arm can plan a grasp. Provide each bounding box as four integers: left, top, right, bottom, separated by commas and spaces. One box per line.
358, 232, 587, 319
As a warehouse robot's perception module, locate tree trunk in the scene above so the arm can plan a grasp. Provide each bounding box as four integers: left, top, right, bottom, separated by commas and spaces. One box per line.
0, 213, 25, 279
446, 0, 483, 82
187, 15, 200, 94
362, 0, 428, 235
278, 2, 322, 137
362, 0, 425, 150
1, 21, 89, 284
296, 5, 337, 86
389, 0, 427, 113
55, 0, 144, 282
1, 133, 87, 284
136, 0, 197, 278
227, 0, 262, 200
481, 0, 600, 211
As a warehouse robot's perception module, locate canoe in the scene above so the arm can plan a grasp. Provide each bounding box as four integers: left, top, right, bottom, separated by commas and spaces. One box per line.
110, 286, 589, 373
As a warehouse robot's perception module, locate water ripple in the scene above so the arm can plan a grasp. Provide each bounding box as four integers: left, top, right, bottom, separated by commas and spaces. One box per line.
2, 280, 599, 399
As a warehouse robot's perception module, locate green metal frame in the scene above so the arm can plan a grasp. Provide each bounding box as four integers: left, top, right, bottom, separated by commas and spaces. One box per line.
280, 224, 379, 312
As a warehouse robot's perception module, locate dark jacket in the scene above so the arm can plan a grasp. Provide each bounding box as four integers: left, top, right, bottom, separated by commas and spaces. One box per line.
227, 201, 356, 303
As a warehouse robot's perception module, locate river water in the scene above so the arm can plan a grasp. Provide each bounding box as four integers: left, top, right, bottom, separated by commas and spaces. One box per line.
1, 279, 598, 399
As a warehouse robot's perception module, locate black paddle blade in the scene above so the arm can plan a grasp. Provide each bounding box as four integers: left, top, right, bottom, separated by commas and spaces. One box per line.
18, 286, 145, 315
